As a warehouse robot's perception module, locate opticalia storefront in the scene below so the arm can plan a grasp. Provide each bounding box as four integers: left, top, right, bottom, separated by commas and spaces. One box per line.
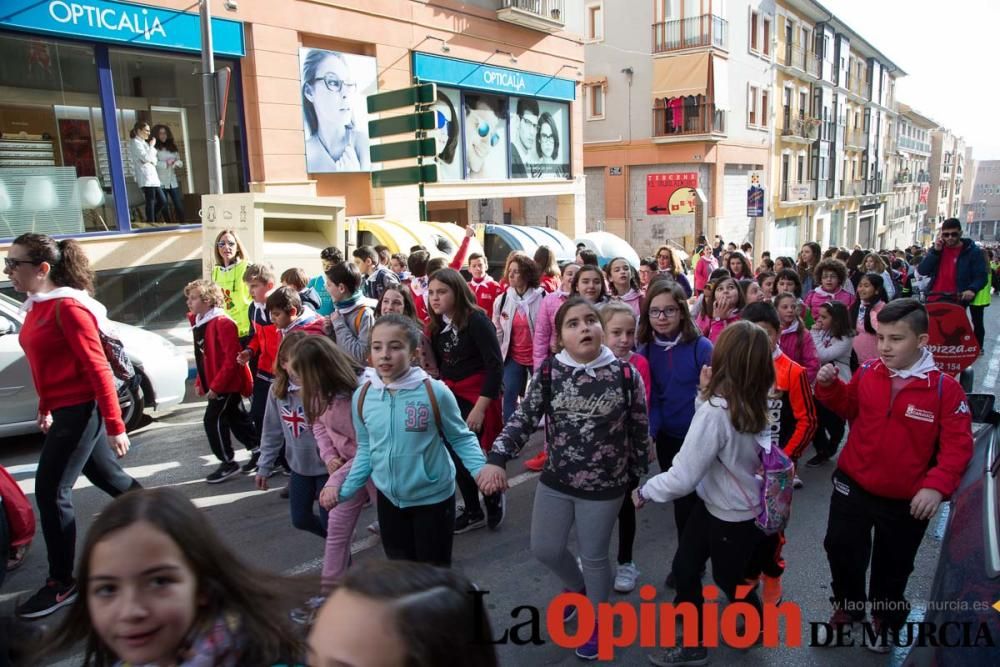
408, 53, 585, 235
0, 0, 246, 324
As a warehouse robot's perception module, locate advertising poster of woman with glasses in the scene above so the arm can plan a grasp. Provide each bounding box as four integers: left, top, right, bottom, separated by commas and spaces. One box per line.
463, 94, 507, 180
299, 48, 375, 173
433, 88, 464, 181
509, 97, 570, 180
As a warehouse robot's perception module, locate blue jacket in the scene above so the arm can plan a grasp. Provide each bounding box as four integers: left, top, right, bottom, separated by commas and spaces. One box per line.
307, 274, 335, 316
339, 372, 486, 508
639, 335, 713, 439
918, 238, 988, 295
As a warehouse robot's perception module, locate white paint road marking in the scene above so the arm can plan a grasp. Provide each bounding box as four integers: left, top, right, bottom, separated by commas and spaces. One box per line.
15, 461, 182, 496
982, 334, 1000, 389
281, 469, 541, 576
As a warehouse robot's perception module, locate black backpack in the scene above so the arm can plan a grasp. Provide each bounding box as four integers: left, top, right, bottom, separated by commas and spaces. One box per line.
538, 357, 634, 444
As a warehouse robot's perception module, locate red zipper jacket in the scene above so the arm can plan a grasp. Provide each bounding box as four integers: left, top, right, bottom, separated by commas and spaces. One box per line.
19, 299, 125, 436
815, 359, 974, 499
189, 312, 253, 396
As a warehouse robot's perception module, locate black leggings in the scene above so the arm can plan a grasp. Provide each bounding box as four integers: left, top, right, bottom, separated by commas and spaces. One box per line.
655, 431, 699, 544
35, 402, 140, 582
377, 491, 456, 566
203, 393, 258, 463
813, 400, 846, 459
617, 479, 639, 564
969, 304, 986, 351
142, 186, 166, 223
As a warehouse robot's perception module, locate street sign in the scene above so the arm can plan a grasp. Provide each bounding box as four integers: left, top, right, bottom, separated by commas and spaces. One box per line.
646, 172, 699, 215
368, 111, 436, 139
371, 163, 438, 188
369, 137, 437, 163
367, 83, 437, 114
747, 170, 765, 217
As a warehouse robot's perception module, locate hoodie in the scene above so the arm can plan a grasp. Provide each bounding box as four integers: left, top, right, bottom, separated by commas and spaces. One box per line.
312, 394, 374, 499
638, 334, 714, 439
339, 367, 486, 508
611, 288, 643, 317
189, 309, 252, 397
258, 386, 327, 478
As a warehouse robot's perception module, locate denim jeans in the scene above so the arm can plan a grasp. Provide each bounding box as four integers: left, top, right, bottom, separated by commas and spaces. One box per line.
163, 186, 184, 222
141, 186, 166, 223
287, 471, 329, 539
502, 356, 532, 423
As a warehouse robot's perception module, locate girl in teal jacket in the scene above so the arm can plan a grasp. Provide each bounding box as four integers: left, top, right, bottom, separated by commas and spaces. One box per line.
334, 314, 486, 566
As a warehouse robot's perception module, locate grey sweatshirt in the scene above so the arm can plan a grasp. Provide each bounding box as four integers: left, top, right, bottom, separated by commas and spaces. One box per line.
641, 396, 762, 522
258, 388, 327, 478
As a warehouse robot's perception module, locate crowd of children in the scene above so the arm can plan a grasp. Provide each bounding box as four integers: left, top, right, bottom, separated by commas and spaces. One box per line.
12, 225, 984, 667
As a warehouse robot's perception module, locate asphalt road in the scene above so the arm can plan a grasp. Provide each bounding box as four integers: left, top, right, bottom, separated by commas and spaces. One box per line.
3, 302, 998, 666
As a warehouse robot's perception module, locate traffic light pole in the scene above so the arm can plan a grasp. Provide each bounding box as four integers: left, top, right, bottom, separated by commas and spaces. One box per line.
200, 0, 224, 195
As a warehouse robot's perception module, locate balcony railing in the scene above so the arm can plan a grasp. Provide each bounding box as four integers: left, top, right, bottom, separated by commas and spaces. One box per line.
652, 14, 728, 53
781, 115, 820, 143
898, 136, 931, 153
781, 180, 817, 202
653, 104, 726, 138
848, 75, 870, 100
497, 0, 564, 32
844, 129, 865, 148
780, 44, 821, 76
840, 180, 865, 197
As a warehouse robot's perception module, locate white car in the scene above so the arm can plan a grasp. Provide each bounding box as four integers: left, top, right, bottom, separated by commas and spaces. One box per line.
0, 293, 188, 436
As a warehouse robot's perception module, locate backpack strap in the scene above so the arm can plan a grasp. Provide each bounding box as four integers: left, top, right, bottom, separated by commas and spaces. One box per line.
540, 357, 553, 444
422, 378, 444, 436
353, 308, 366, 336
620, 359, 634, 443
357, 381, 372, 424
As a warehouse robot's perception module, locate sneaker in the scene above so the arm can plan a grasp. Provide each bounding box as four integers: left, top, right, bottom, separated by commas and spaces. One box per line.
485, 493, 506, 530
241, 450, 261, 474
16, 580, 78, 619
367, 521, 380, 535
561, 586, 586, 622
648, 646, 708, 666
863, 617, 894, 654
273, 462, 291, 477
805, 454, 828, 468
206, 461, 240, 484
7, 542, 30, 572
614, 562, 640, 593
279, 484, 290, 499
793, 475, 804, 489
523, 450, 548, 471
453, 509, 486, 534
814, 609, 862, 646
575, 628, 600, 660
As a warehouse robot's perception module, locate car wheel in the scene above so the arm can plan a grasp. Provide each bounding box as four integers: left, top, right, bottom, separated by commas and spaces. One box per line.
118, 379, 146, 432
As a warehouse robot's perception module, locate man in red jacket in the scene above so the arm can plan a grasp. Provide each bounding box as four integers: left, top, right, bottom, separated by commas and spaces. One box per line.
815, 298, 973, 651
185, 280, 256, 483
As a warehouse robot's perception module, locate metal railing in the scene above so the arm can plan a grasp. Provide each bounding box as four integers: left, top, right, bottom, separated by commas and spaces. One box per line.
653, 104, 727, 136
780, 44, 821, 75
898, 136, 931, 153
652, 14, 728, 53
844, 129, 865, 148
781, 116, 821, 141
499, 0, 565, 23
848, 75, 869, 99
840, 180, 865, 196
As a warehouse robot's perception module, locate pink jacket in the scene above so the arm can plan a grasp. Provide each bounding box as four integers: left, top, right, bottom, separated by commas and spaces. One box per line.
612, 289, 643, 317
532, 290, 568, 369
694, 254, 717, 293
779, 326, 820, 384
625, 351, 652, 407
312, 395, 374, 496
696, 311, 741, 343
852, 300, 885, 364
802, 287, 855, 321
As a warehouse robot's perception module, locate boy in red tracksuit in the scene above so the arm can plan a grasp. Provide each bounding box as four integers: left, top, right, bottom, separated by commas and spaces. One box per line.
186, 279, 256, 484
741, 303, 818, 606
237, 263, 277, 473
468, 252, 503, 315
815, 298, 973, 651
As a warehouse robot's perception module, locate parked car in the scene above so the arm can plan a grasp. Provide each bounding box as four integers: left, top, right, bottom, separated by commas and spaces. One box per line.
903, 392, 1000, 666
0, 293, 187, 436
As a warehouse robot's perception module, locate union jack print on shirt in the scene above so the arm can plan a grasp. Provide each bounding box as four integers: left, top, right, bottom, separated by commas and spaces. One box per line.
281, 405, 307, 438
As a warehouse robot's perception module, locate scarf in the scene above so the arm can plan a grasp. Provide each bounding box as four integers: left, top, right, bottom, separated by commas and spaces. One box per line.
410, 276, 429, 298
117, 615, 244, 667
653, 332, 682, 352
555, 345, 617, 378
813, 286, 840, 299
441, 313, 454, 335
471, 276, 497, 288
288, 381, 301, 393
506, 287, 543, 316
334, 288, 364, 312
280, 311, 316, 335
361, 366, 429, 397
888, 347, 937, 380
20, 287, 115, 336
782, 319, 799, 335
194, 307, 228, 329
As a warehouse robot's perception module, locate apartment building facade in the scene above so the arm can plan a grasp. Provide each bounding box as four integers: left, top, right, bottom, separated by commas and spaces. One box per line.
928, 128, 967, 230
885, 103, 935, 248
575, 0, 774, 256
965, 160, 998, 242
768, 0, 903, 257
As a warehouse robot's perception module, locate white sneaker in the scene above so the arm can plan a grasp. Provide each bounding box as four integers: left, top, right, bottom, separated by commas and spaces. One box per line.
367, 521, 380, 535
793, 475, 804, 489
614, 562, 640, 593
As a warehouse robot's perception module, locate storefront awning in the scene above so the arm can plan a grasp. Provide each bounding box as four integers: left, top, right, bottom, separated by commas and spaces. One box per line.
652, 53, 710, 99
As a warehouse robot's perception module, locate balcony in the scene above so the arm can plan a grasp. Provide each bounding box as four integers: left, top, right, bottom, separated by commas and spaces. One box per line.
894, 172, 913, 186
781, 180, 817, 203
652, 104, 727, 141
779, 44, 821, 77
844, 129, 866, 149
916, 171, 930, 183
840, 180, 865, 197
781, 115, 820, 144
652, 14, 728, 53
847, 75, 870, 100
897, 136, 931, 154
497, 0, 564, 32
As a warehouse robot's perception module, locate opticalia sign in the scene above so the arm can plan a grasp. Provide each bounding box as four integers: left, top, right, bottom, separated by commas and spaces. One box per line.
0, 0, 245, 57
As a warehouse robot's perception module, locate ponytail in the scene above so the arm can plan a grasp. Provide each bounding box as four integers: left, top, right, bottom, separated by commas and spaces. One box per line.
11, 233, 94, 294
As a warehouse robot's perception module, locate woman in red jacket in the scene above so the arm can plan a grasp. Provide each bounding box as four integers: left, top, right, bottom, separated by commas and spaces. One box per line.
3, 233, 139, 619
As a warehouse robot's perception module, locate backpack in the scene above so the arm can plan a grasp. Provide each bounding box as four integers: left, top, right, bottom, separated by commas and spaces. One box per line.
538, 357, 633, 446
721, 432, 795, 536
55, 300, 137, 390
356, 378, 443, 438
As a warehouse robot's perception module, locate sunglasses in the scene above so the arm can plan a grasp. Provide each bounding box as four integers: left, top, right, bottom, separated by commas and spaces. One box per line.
4, 257, 41, 270
217, 241, 237, 249
940, 231, 960, 239
477, 120, 500, 147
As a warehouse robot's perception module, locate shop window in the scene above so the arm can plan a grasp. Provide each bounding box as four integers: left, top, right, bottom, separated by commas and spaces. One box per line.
0, 35, 119, 238
110, 49, 243, 228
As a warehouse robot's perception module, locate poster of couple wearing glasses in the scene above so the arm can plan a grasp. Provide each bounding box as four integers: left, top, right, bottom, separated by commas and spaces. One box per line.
300, 47, 376, 174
